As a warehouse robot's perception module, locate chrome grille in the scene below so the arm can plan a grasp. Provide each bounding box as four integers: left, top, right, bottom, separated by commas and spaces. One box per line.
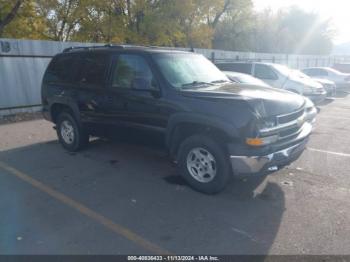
260, 107, 306, 142
277, 108, 304, 125
279, 126, 300, 138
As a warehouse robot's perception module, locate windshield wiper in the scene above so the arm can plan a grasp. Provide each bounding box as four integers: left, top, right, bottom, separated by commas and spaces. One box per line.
181, 81, 214, 88
211, 79, 230, 84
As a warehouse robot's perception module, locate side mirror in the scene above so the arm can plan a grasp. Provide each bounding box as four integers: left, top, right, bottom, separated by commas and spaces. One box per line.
132, 78, 152, 91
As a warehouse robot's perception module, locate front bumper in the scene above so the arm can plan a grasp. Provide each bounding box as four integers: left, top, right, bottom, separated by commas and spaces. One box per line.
229, 122, 312, 177
336, 83, 350, 90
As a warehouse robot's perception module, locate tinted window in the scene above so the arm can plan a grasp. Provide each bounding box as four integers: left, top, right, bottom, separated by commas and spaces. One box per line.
45, 54, 80, 84
216, 63, 252, 74
254, 64, 278, 80
112, 54, 155, 89
303, 68, 318, 76
79, 53, 109, 87
318, 69, 328, 76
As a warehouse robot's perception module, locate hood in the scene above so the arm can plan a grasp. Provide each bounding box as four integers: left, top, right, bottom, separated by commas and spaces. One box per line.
288, 74, 323, 89
181, 83, 305, 117
312, 78, 335, 85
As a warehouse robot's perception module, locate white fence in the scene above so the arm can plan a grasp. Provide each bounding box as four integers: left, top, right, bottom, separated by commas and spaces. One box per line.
0, 38, 349, 116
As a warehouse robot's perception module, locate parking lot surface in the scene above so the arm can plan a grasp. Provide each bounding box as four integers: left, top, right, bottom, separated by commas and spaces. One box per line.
1, 93, 350, 255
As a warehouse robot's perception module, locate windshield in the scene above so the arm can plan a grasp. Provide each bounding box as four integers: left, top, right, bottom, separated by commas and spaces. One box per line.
270, 64, 292, 76
292, 70, 311, 79
226, 72, 268, 86
153, 53, 229, 89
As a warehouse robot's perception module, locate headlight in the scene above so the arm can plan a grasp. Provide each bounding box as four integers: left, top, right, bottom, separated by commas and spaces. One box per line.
247, 117, 278, 146
304, 97, 317, 123
304, 97, 314, 108
303, 85, 314, 94
256, 117, 277, 130
304, 85, 325, 95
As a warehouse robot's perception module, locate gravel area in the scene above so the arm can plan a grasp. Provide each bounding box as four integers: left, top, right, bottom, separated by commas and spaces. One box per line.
0, 112, 43, 125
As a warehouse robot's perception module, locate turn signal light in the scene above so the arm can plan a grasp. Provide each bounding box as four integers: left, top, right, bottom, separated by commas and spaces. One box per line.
246, 138, 264, 146
246, 135, 279, 146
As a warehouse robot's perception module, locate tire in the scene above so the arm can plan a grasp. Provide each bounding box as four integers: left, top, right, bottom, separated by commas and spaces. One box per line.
177, 134, 231, 194
56, 112, 89, 152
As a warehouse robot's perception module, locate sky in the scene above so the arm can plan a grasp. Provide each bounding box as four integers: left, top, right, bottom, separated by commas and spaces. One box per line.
253, 0, 350, 44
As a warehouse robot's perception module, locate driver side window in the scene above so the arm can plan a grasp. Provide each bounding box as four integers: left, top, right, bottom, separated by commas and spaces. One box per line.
112, 54, 155, 89
254, 64, 278, 80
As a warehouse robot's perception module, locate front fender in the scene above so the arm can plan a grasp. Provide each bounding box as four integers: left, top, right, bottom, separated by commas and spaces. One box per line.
165, 112, 239, 147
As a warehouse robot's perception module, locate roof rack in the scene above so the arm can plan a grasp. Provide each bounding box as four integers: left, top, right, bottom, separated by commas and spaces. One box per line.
62, 44, 150, 53
63, 44, 119, 53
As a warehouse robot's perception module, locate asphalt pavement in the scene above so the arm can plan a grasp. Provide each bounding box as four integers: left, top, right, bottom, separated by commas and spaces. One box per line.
1, 93, 350, 255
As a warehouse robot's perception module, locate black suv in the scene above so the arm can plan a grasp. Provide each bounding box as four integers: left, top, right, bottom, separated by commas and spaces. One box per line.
42, 45, 317, 194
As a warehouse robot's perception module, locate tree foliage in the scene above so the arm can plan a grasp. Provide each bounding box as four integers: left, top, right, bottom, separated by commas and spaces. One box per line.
0, 0, 335, 55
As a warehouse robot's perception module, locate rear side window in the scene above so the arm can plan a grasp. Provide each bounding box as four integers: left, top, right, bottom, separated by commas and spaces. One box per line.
254, 64, 278, 80
303, 68, 319, 76
317, 69, 328, 76
216, 63, 252, 74
45, 54, 80, 84
78, 53, 109, 87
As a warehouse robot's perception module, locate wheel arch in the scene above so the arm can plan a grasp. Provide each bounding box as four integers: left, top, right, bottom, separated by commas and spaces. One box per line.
50, 102, 80, 124
166, 113, 238, 159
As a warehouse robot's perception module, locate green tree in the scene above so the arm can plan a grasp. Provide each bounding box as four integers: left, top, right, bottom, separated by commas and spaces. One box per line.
212, 0, 254, 51
0, 0, 23, 36
36, 0, 86, 41
0, 0, 47, 39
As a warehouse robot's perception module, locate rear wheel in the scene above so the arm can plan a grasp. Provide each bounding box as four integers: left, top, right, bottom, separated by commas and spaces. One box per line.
56, 112, 89, 152
177, 135, 231, 194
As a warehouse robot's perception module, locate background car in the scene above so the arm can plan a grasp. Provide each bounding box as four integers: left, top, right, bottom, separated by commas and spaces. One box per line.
223, 71, 271, 87
216, 62, 327, 104
301, 67, 350, 89
293, 70, 336, 96
333, 63, 350, 73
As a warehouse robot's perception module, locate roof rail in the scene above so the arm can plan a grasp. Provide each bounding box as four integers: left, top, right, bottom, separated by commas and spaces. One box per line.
62, 44, 158, 53
63, 45, 101, 53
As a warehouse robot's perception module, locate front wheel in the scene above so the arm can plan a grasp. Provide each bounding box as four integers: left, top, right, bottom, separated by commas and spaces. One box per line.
177, 135, 231, 194
56, 112, 89, 152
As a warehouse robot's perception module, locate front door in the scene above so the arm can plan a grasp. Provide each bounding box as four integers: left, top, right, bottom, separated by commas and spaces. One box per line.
253, 64, 283, 89
106, 54, 167, 131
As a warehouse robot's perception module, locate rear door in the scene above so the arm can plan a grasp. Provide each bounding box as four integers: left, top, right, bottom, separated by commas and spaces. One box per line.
43, 53, 81, 105
75, 52, 111, 124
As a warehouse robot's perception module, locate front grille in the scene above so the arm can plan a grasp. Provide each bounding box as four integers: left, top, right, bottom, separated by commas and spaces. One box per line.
279, 126, 300, 138
277, 108, 304, 125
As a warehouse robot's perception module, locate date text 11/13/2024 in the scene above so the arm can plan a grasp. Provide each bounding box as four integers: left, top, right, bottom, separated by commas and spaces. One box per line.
127, 256, 219, 261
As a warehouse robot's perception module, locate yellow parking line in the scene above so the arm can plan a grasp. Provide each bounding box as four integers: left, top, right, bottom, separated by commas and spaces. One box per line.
0, 161, 170, 255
